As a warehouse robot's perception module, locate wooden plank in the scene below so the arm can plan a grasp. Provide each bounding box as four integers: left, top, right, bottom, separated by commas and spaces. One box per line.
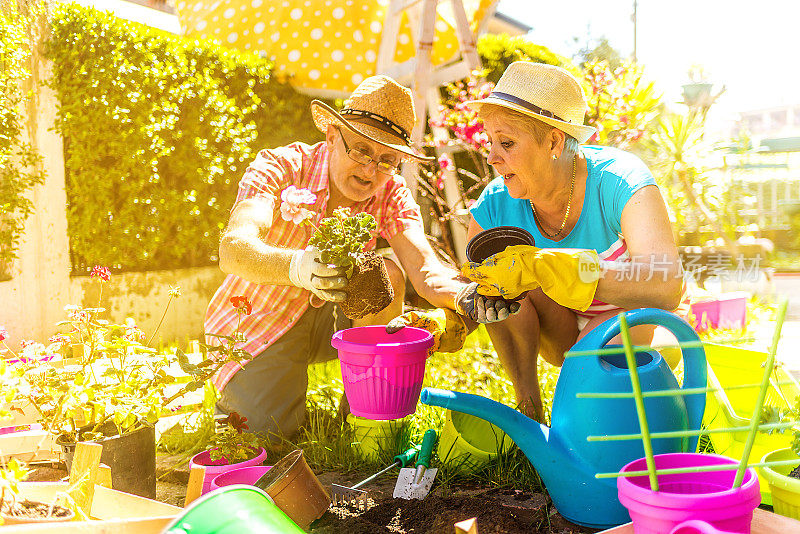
0, 429, 60, 462
597, 508, 800, 533
0, 516, 173, 533
96, 464, 112, 489
184, 465, 205, 507
68, 442, 103, 517
19, 482, 179, 518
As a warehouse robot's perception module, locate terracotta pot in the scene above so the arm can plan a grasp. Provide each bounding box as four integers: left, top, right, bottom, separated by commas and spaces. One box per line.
254, 449, 330, 529
466, 226, 536, 300
1, 500, 75, 525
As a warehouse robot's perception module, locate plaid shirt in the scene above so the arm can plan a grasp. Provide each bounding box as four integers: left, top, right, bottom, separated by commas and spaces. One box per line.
205, 141, 424, 390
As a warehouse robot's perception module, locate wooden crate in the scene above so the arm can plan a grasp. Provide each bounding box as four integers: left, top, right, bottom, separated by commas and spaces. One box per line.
0, 481, 182, 533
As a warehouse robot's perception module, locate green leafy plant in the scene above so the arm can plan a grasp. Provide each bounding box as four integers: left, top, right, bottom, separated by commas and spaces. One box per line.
207, 412, 261, 462
308, 208, 377, 277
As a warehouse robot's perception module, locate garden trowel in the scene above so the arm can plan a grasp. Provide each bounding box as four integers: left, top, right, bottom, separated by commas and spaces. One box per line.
393, 429, 438, 500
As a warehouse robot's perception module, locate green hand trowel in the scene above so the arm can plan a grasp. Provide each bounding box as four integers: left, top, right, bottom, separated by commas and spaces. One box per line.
393, 429, 438, 500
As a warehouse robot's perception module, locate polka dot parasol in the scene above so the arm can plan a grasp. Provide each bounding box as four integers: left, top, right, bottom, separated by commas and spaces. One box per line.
176, 0, 495, 96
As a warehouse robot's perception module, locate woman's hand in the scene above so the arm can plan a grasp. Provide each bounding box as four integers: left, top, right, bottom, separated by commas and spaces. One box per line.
454, 283, 521, 323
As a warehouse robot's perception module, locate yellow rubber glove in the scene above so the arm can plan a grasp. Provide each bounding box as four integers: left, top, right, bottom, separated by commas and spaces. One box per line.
461, 245, 601, 312
385, 308, 467, 354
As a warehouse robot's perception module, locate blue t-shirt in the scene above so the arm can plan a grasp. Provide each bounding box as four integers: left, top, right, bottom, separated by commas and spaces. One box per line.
470, 145, 656, 261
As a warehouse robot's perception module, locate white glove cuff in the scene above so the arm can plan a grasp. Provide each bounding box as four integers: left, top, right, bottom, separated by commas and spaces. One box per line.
288, 249, 305, 289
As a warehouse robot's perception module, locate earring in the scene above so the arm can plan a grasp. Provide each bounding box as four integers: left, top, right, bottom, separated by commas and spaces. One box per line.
552, 154, 558, 160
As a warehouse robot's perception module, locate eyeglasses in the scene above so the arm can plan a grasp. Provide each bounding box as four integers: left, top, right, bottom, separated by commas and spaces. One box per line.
337, 129, 401, 175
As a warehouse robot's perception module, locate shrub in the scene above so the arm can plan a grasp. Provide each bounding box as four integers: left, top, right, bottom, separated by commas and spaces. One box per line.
46, 4, 322, 274
0, 4, 46, 275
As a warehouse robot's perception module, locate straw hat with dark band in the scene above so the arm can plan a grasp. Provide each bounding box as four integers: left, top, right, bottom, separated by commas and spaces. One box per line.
311, 75, 434, 162
466, 61, 597, 144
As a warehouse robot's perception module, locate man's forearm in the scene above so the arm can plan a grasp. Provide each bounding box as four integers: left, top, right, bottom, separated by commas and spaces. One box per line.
218, 232, 295, 286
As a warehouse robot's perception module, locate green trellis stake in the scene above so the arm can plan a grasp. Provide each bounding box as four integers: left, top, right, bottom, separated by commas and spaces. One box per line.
732, 299, 788, 488
618, 312, 659, 491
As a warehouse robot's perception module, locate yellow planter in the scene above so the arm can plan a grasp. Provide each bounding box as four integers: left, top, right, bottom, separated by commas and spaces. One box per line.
759, 448, 800, 520
701, 343, 800, 504
347, 414, 403, 462
437, 410, 513, 471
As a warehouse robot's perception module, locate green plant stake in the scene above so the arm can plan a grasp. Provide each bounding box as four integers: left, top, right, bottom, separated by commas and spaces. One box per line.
732, 299, 788, 488
618, 312, 659, 491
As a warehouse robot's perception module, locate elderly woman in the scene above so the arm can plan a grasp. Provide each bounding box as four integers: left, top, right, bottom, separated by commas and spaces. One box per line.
461, 61, 685, 421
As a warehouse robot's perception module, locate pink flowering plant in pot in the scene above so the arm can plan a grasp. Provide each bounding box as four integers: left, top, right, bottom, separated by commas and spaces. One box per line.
0, 267, 252, 450
280, 185, 394, 319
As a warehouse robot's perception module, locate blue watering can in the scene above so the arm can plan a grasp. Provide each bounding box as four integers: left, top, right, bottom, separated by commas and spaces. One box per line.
421, 308, 707, 529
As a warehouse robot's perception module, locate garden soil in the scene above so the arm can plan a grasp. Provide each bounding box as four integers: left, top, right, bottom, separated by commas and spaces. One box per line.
340, 251, 393, 319
312, 472, 596, 534
26, 461, 598, 532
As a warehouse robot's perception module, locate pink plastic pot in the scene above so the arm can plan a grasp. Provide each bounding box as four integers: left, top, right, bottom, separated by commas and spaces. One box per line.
209, 465, 272, 492
669, 519, 737, 534
0, 424, 42, 436
331, 326, 434, 420
689, 293, 747, 332
190, 447, 267, 495
617, 453, 760, 534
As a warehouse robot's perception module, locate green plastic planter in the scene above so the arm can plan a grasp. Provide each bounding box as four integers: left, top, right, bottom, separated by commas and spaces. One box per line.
164, 485, 304, 534
759, 448, 800, 520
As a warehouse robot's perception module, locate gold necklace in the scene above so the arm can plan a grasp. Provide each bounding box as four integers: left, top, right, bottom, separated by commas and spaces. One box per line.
529, 155, 576, 239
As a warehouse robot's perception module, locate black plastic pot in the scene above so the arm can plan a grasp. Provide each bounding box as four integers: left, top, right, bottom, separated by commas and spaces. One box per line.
466, 226, 536, 263
466, 226, 536, 301
58, 423, 156, 499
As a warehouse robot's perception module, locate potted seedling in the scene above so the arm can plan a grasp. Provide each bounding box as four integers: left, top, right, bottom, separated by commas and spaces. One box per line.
758, 397, 800, 519
189, 411, 267, 495
0, 458, 74, 525
281, 186, 394, 319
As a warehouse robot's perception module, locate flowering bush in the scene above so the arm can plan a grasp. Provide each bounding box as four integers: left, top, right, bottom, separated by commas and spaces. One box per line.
582, 59, 661, 150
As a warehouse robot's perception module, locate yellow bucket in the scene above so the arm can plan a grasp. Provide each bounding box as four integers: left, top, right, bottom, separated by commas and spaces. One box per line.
759, 448, 800, 520
347, 414, 403, 462
437, 410, 513, 471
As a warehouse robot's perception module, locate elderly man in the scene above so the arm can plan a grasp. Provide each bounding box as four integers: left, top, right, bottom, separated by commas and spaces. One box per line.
204, 75, 516, 438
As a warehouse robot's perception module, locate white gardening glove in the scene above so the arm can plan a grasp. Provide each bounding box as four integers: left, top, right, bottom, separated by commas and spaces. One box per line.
454, 282, 522, 324
288, 246, 348, 303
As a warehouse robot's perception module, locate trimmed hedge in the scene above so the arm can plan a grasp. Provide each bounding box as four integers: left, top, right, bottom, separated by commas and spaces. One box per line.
47, 4, 322, 274
477, 33, 574, 83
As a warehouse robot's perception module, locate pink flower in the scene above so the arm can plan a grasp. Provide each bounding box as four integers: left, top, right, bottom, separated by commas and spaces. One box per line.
90, 265, 111, 281
280, 186, 316, 224
437, 154, 454, 171
48, 334, 70, 346
0, 327, 7, 342
435, 176, 444, 190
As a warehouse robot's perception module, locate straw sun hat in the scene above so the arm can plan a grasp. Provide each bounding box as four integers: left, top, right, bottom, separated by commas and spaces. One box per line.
311, 75, 433, 162
466, 61, 597, 144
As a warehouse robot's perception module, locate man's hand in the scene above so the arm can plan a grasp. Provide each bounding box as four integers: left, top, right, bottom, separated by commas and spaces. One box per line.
289, 246, 348, 302
454, 283, 521, 323
385, 308, 467, 354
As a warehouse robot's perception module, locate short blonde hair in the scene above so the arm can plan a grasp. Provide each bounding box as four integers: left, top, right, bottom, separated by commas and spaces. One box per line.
479, 104, 579, 160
